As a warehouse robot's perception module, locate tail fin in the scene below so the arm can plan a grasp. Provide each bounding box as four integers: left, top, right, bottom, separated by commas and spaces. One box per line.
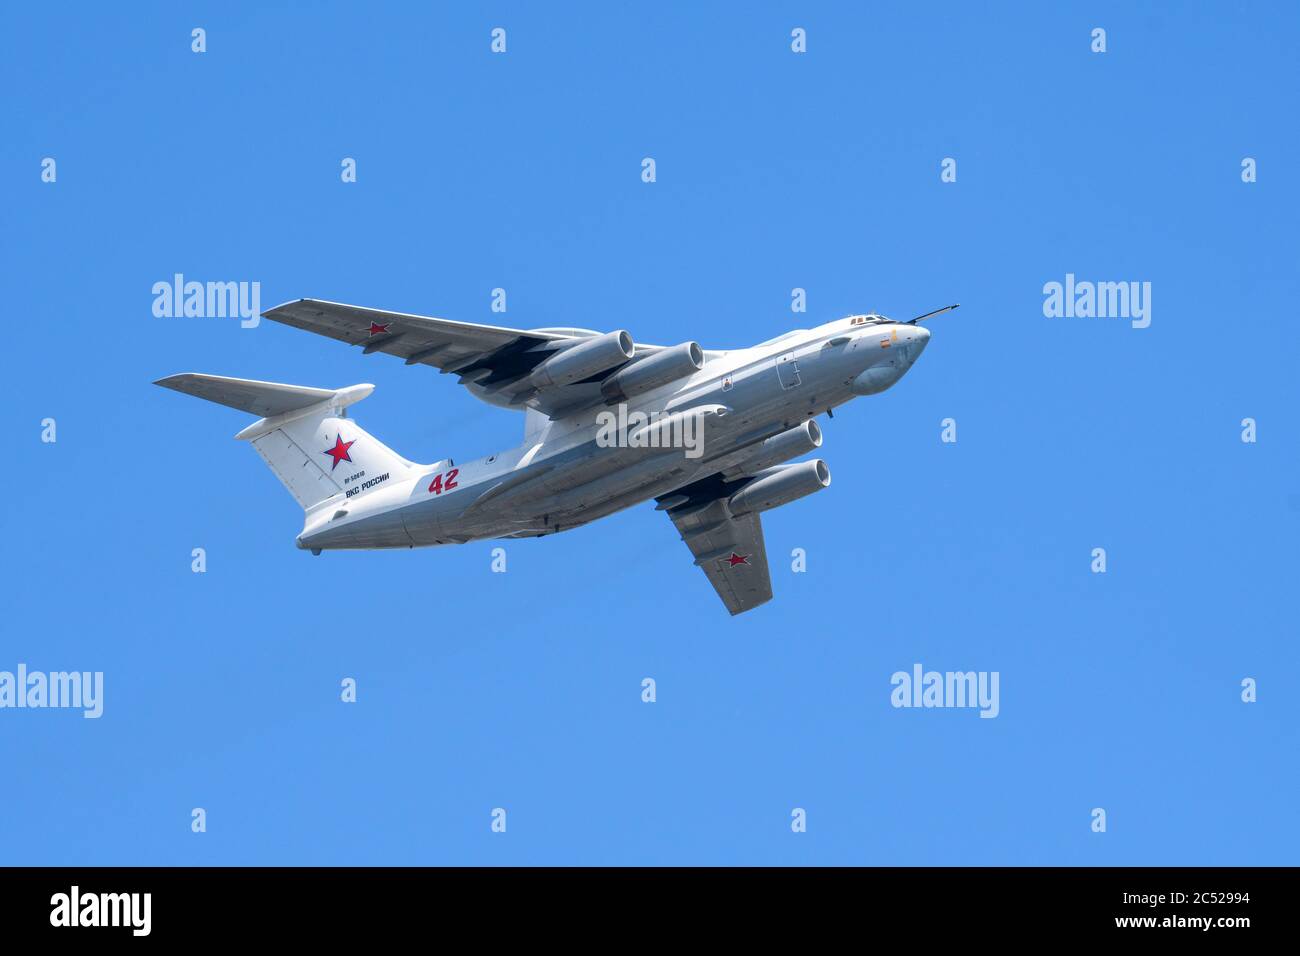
155, 373, 416, 511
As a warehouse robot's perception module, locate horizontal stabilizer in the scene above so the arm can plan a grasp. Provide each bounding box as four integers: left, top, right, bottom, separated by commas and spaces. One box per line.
154, 373, 339, 418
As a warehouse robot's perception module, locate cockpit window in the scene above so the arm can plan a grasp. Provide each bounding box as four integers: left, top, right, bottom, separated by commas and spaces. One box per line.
849, 314, 893, 327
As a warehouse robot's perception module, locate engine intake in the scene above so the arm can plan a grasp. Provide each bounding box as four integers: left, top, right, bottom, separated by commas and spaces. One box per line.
728, 459, 830, 516
528, 330, 634, 389
600, 341, 704, 403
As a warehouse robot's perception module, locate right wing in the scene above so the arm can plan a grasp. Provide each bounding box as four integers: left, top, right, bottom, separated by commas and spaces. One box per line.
262, 298, 568, 371
660, 494, 772, 616
262, 298, 665, 417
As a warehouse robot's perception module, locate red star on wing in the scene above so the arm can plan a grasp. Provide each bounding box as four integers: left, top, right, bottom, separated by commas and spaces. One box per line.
367, 322, 391, 337
323, 434, 356, 471
726, 552, 750, 567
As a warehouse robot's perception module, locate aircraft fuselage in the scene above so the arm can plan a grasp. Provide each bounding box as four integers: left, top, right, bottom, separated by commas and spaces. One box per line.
297, 316, 930, 552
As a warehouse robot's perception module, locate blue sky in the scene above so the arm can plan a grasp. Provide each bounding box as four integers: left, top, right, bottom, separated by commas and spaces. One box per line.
3, 2, 1296, 865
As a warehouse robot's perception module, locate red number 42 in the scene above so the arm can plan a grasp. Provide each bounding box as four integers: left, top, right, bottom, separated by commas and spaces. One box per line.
428, 469, 460, 495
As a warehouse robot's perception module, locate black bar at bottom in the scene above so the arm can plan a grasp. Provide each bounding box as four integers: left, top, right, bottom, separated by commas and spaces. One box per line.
0, 866, 1281, 941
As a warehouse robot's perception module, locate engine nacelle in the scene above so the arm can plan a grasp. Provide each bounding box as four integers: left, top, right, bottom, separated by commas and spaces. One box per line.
728, 459, 830, 516
528, 330, 634, 389
722, 420, 822, 479
600, 341, 704, 403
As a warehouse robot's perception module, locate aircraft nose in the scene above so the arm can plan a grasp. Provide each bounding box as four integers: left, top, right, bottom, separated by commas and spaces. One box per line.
909, 325, 930, 359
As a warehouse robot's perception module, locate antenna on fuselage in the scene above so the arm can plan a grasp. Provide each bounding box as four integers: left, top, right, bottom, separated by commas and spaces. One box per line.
907, 304, 960, 325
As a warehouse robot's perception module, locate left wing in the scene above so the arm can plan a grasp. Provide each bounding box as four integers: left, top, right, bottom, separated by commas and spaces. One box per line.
660, 495, 772, 616
262, 298, 656, 416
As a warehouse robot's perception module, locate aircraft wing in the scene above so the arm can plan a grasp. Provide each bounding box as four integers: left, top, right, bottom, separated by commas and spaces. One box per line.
261, 298, 655, 416
660, 496, 772, 616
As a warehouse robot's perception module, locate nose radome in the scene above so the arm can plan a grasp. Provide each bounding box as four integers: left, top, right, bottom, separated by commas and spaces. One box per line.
911, 326, 930, 356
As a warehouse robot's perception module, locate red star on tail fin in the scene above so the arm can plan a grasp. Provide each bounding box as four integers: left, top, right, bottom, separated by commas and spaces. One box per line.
323, 434, 356, 470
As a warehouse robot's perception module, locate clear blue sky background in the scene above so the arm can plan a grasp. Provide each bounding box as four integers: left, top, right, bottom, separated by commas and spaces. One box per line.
3, 2, 1296, 865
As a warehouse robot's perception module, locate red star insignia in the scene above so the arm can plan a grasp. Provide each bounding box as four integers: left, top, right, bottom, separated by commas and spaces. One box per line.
726, 552, 750, 567
367, 322, 391, 337
322, 434, 356, 471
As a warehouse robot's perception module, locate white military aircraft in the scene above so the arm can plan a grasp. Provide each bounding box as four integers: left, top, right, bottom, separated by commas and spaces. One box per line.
157, 300, 954, 614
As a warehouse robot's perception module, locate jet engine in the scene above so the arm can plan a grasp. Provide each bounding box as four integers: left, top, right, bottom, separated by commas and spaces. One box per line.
722, 420, 822, 479
528, 330, 635, 389
600, 341, 704, 403
727, 459, 830, 516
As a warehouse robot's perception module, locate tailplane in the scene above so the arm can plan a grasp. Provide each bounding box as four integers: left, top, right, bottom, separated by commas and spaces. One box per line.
155, 373, 415, 511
